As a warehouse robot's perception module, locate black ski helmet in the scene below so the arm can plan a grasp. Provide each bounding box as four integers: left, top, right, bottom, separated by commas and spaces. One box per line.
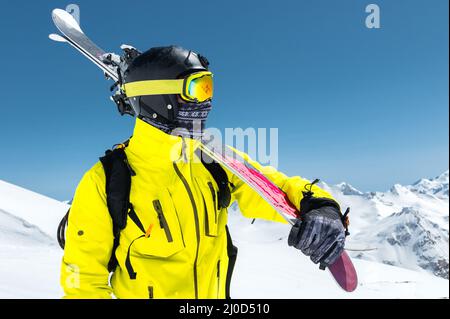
123, 45, 210, 124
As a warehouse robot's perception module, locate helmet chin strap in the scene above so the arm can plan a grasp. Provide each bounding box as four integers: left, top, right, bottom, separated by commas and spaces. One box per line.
142, 101, 212, 139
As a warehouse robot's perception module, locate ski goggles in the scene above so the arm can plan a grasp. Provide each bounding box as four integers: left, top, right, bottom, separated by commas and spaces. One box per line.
122, 71, 213, 103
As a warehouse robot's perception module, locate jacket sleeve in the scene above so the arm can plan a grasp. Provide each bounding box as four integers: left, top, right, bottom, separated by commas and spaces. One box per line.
227, 147, 336, 224
60, 162, 114, 299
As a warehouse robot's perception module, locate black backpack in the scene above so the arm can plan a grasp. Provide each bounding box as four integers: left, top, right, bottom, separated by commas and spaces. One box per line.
57, 144, 231, 272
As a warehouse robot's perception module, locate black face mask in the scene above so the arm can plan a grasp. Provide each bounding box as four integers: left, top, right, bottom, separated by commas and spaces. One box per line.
174, 101, 212, 138
142, 101, 212, 139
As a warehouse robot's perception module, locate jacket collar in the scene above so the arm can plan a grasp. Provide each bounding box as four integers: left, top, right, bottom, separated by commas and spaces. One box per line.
127, 118, 200, 164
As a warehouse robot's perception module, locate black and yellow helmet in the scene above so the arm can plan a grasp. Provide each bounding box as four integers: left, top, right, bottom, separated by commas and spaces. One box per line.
122, 45, 211, 124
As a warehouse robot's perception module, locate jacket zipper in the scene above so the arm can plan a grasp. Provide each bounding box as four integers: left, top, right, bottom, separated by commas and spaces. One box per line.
148, 286, 154, 299
198, 179, 214, 237
203, 193, 212, 237
173, 162, 200, 299
152, 200, 173, 242
168, 190, 186, 247
217, 260, 221, 298
207, 182, 218, 223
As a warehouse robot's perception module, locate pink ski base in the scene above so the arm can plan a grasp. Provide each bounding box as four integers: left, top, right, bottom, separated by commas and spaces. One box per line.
328, 251, 358, 292
222, 152, 299, 218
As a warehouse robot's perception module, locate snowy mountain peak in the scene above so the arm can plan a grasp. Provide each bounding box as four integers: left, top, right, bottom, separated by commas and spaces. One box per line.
352, 206, 449, 279
389, 183, 410, 196
433, 170, 448, 182
335, 182, 364, 196
409, 170, 449, 199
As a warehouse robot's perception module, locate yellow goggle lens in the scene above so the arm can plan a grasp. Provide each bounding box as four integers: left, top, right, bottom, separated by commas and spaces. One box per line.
184, 72, 213, 102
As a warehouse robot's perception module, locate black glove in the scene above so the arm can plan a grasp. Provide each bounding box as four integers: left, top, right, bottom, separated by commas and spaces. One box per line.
288, 196, 349, 268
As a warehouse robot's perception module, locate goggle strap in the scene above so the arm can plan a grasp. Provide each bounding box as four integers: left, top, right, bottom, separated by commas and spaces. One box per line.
122, 79, 184, 98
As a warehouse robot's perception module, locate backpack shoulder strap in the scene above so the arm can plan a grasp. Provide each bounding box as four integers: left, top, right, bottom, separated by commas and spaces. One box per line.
195, 149, 231, 209
99, 146, 134, 231
57, 209, 70, 249
99, 145, 135, 272
56, 144, 135, 272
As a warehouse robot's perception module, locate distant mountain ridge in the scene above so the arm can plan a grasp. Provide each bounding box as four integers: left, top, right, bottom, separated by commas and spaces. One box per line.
409, 170, 449, 199
321, 170, 449, 279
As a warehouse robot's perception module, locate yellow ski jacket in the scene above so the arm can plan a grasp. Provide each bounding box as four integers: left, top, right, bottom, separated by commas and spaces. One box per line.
61, 118, 335, 299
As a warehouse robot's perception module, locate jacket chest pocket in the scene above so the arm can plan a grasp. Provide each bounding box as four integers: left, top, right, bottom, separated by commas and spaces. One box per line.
196, 178, 220, 237
128, 190, 185, 259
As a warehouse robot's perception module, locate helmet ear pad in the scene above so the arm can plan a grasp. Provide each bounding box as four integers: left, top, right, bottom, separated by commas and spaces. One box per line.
129, 94, 180, 123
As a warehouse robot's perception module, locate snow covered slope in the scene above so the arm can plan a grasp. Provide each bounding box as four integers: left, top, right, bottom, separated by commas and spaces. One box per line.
320, 171, 449, 279
0, 180, 69, 240
0, 208, 53, 246
228, 211, 448, 298
0, 180, 68, 298
0, 177, 448, 298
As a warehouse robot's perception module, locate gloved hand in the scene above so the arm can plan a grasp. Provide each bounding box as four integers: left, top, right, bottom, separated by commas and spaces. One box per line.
288, 196, 349, 268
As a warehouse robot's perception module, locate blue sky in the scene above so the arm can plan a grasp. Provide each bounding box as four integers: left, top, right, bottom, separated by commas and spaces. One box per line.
0, 0, 448, 200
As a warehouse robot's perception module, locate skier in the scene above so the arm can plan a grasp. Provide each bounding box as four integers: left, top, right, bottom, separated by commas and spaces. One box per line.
60, 46, 348, 299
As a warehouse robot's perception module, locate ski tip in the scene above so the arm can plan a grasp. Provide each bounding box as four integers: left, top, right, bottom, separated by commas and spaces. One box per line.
328, 251, 358, 292
48, 33, 67, 43
51, 8, 83, 33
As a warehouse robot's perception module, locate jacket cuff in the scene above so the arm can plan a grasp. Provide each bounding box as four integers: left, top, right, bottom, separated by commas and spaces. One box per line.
299, 196, 341, 215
